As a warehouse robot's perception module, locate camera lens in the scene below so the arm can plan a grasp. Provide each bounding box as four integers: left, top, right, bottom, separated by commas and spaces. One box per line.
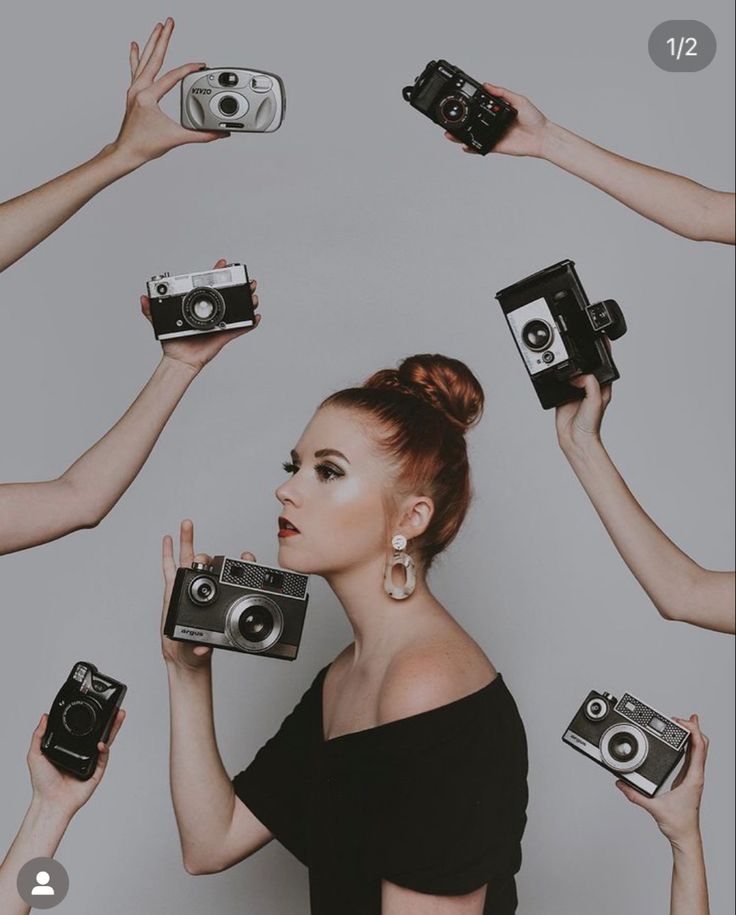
521, 319, 553, 352
182, 286, 226, 330
192, 299, 215, 320
218, 71, 239, 87
218, 95, 239, 117
238, 605, 274, 643
63, 700, 97, 737
585, 698, 609, 721
601, 724, 649, 772
156, 283, 168, 296
189, 575, 217, 606
439, 96, 467, 124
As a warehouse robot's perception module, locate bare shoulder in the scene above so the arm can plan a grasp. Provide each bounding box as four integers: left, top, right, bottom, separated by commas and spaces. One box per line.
378, 634, 497, 725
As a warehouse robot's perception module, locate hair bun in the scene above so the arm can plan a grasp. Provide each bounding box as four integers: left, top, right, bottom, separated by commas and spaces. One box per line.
366, 354, 484, 432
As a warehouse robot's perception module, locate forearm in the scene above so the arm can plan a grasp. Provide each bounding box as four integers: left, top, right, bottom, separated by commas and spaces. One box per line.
540, 123, 735, 243
0, 143, 143, 274
0, 800, 71, 915
0, 355, 198, 555
167, 665, 239, 873
670, 836, 710, 915
561, 437, 732, 630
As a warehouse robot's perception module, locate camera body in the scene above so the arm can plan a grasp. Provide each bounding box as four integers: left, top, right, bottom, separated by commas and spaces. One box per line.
496, 259, 627, 409
165, 556, 310, 661
562, 690, 689, 797
146, 263, 255, 341
402, 60, 517, 154
181, 68, 285, 132
41, 662, 127, 780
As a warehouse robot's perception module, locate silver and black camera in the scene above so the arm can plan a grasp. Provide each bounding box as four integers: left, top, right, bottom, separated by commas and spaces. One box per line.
562, 690, 689, 797
181, 68, 285, 132
496, 260, 627, 409
164, 556, 309, 661
41, 662, 127, 780
146, 262, 255, 341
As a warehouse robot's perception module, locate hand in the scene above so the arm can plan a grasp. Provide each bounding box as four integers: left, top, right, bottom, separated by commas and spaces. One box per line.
161, 519, 257, 671
112, 18, 228, 167
555, 373, 612, 455
141, 258, 261, 371
616, 714, 709, 848
444, 83, 550, 157
27, 710, 126, 819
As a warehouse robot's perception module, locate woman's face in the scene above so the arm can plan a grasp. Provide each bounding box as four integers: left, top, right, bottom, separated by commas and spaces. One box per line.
275, 406, 396, 576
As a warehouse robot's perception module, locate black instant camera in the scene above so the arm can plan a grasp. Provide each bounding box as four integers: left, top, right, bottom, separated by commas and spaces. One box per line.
562, 690, 690, 797
402, 60, 517, 154
146, 263, 255, 341
165, 556, 310, 661
41, 662, 127, 780
496, 260, 627, 409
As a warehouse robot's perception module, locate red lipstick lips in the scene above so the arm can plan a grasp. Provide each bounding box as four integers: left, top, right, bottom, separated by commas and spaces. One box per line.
278, 517, 300, 538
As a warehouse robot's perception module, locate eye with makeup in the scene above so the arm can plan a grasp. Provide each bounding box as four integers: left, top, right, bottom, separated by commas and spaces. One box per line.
281, 460, 345, 482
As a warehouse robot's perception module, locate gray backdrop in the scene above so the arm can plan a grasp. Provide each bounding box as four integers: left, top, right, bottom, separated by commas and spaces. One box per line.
1, 1, 733, 913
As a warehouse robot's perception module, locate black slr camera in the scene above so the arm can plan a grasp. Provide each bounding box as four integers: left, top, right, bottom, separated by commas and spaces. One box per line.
41, 662, 127, 780
496, 259, 627, 409
562, 690, 690, 797
165, 556, 310, 661
402, 60, 517, 154
146, 262, 255, 341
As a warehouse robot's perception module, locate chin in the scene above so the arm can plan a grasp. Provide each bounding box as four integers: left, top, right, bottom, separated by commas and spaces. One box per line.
277, 541, 313, 574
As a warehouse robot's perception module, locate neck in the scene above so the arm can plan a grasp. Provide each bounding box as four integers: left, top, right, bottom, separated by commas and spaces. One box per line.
325, 555, 443, 670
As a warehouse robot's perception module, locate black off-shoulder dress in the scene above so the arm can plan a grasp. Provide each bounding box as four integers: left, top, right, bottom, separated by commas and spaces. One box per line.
232, 665, 528, 914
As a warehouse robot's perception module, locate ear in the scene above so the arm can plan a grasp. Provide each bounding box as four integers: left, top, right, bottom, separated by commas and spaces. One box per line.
397, 495, 434, 543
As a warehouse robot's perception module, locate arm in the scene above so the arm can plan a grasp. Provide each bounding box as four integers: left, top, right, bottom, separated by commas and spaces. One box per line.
445, 84, 735, 244
617, 715, 710, 915
0, 712, 124, 915
0, 18, 226, 275
556, 375, 735, 633
162, 521, 273, 875
0, 262, 259, 555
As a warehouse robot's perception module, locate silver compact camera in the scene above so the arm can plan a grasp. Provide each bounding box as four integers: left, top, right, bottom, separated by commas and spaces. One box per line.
164, 556, 309, 661
181, 68, 285, 132
146, 262, 255, 341
562, 690, 690, 797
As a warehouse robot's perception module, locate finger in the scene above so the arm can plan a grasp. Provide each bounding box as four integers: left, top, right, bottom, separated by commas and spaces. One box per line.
482, 82, 525, 107
616, 780, 655, 812
92, 742, 110, 783
193, 645, 212, 657
568, 374, 588, 389
213, 259, 228, 269
601, 383, 613, 407
140, 294, 152, 322
162, 534, 177, 583
134, 22, 163, 79
681, 716, 708, 785
185, 129, 231, 144
461, 146, 480, 155
30, 713, 47, 753
152, 61, 207, 102
252, 294, 259, 309
443, 131, 465, 144
193, 552, 213, 566
249, 279, 258, 291
139, 16, 174, 82
581, 374, 603, 404
179, 519, 195, 567
106, 709, 126, 748
129, 42, 140, 80
240, 551, 256, 562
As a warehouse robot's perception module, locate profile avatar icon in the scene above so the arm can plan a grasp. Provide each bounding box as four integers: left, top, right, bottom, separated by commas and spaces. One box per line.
31, 871, 55, 896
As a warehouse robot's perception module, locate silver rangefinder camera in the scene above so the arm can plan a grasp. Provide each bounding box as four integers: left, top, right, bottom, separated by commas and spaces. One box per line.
181, 68, 285, 132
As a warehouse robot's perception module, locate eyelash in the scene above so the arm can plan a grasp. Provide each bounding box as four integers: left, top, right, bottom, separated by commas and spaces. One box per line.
281, 461, 344, 482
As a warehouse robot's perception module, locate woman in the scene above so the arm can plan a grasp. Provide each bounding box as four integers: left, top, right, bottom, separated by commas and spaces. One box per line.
555, 372, 734, 634
0, 17, 226, 276
444, 83, 734, 245
0, 259, 259, 555
0, 710, 125, 915
160, 354, 529, 914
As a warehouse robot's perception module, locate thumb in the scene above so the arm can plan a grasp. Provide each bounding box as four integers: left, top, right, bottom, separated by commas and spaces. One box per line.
616, 780, 655, 812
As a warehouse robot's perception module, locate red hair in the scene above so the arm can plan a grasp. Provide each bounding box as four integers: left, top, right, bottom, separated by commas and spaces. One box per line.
322, 354, 484, 568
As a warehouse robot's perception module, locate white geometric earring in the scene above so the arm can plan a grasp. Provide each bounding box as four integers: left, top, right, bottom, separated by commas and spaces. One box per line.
383, 534, 416, 600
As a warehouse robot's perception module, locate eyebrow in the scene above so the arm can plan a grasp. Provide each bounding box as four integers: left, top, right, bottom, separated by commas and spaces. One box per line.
290, 448, 350, 464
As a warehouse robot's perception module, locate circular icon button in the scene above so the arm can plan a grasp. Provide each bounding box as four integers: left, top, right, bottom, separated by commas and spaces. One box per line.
17, 857, 69, 908
648, 21, 717, 72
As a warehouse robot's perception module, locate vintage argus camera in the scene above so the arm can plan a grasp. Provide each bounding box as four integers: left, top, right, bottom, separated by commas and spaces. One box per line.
562, 690, 690, 797
165, 556, 310, 661
41, 662, 127, 780
496, 260, 627, 409
146, 263, 255, 341
402, 60, 517, 154
181, 68, 285, 132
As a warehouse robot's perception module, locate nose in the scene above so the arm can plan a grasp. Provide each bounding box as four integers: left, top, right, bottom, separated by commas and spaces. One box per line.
275, 474, 301, 508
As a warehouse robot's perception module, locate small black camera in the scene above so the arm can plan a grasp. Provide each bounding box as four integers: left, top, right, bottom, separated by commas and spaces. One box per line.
562, 690, 689, 797
402, 60, 517, 154
146, 263, 255, 341
165, 556, 310, 661
41, 662, 127, 780
496, 259, 627, 409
